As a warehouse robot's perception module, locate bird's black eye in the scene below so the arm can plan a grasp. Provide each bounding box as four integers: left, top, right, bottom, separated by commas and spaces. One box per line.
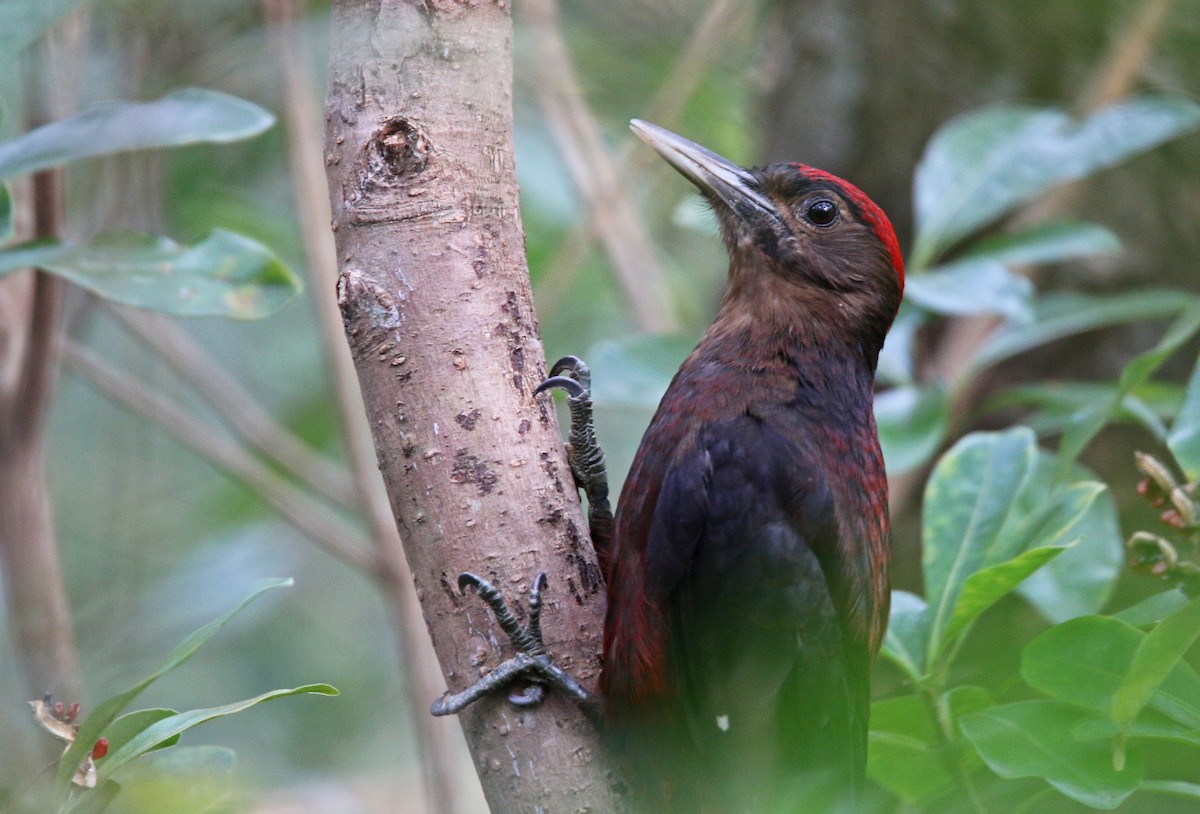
805, 199, 838, 227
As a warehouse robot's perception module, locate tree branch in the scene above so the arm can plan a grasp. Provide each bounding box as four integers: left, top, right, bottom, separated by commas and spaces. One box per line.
323, 2, 625, 811
520, 0, 677, 334
262, 0, 465, 810
110, 307, 360, 509
0, 25, 85, 705
532, 0, 748, 321
63, 342, 377, 573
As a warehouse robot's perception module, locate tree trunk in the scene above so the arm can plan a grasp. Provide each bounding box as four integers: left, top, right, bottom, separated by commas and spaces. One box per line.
322, 2, 626, 811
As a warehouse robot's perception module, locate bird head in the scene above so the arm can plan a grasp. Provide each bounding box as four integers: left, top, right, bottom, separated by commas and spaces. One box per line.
631, 120, 903, 348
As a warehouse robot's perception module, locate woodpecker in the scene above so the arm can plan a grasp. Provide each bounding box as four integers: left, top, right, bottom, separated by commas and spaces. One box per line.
433, 120, 903, 813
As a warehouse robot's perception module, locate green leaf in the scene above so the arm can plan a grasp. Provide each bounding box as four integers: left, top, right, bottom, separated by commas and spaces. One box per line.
103, 709, 180, 757
1167, 353, 1200, 482
0, 89, 274, 181
1115, 589, 1191, 628
911, 96, 1200, 267
0, 0, 91, 54
877, 307, 923, 386
980, 380, 1183, 440
1112, 595, 1200, 731
970, 290, 1196, 376
587, 335, 699, 407
98, 685, 337, 782
923, 429, 1038, 666
941, 544, 1070, 653
921, 430, 1116, 671
881, 590, 929, 683
867, 687, 991, 805
0, 183, 11, 244
1140, 781, 1200, 800
1013, 459, 1121, 623
1057, 298, 1200, 477
876, 384, 950, 475
1023, 616, 1200, 728
946, 684, 994, 717
923, 429, 1037, 622
1116, 395, 1171, 441
0, 230, 300, 318
1073, 710, 1200, 748
959, 700, 1143, 809
54, 578, 293, 797
867, 694, 953, 804
962, 220, 1122, 267
905, 259, 1034, 320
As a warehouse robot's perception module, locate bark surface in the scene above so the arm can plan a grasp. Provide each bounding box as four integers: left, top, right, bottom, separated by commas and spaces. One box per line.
323, 2, 625, 811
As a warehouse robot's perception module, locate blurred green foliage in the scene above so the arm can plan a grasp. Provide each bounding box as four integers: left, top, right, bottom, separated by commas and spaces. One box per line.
852, 92, 1200, 811
48, 581, 335, 814
0, 88, 300, 317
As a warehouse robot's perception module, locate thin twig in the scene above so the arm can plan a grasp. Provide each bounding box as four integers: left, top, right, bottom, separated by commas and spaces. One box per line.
641, 0, 748, 159
63, 342, 378, 573
1083, 0, 1174, 111
521, 0, 679, 334
262, 1, 464, 812
532, 0, 748, 320
110, 307, 360, 509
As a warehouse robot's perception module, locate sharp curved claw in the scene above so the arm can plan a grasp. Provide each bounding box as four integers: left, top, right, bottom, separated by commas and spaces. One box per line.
430, 694, 452, 716
548, 355, 588, 378
458, 572, 487, 594
534, 375, 587, 399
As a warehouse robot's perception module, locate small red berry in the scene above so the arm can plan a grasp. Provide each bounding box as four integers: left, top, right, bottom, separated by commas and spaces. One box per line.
91, 738, 108, 760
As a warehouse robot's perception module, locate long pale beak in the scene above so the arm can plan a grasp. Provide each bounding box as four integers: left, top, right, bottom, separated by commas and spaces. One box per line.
630, 119, 779, 225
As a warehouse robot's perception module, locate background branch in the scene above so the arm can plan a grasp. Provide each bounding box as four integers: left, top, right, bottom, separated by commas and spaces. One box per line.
532, 0, 749, 321
0, 24, 83, 706
520, 0, 676, 334
110, 307, 359, 509
63, 341, 377, 573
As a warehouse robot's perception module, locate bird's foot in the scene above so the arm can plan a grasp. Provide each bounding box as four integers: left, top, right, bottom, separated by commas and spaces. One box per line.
430, 359, 612, 724
431, 572, 602, 723
535, 356, 614, 556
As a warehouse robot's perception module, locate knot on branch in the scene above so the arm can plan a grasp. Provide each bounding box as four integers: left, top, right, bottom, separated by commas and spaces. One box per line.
345, 116, 455, 223
337, 268, 403, 354
367, 116, 430, 184
379, 116, 430, 174
347, 115, 432, 206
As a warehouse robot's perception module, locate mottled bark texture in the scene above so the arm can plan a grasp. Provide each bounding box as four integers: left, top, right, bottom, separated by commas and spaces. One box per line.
323, 2, 625, 811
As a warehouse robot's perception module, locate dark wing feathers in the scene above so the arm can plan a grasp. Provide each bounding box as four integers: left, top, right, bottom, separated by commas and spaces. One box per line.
640, 414, 865, 808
